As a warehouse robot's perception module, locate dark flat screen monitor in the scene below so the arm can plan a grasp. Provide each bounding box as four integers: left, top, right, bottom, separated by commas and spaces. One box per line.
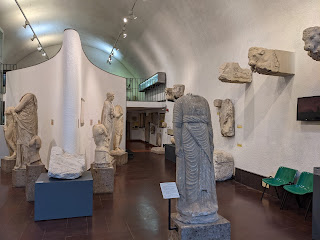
297, 96, 320, 121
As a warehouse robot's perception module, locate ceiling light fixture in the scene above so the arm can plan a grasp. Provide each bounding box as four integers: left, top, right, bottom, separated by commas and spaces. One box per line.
106, 0, 138, 65
15, 0, 49, 59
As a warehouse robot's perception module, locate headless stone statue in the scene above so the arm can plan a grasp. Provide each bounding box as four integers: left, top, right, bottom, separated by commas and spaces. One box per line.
113, 105, 124, 152
101, 92, 115, 150
173, 93, 218, 224
93, 124, 113, 167
13, 93, 38, 169
28, 135, 42, 165
3, 107, 17, 160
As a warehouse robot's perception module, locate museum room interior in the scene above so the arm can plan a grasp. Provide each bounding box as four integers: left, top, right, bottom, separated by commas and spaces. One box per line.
0, 0, 319, 239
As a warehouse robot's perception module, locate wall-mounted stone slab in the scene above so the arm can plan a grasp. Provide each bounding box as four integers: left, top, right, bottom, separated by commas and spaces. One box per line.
302, 26, 320, 61
214, 99, 235, 137
218, 62, 252, 83
248, 47, 295, 76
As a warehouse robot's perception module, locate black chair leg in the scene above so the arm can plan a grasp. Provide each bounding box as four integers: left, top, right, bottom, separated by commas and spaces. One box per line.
296, 195, 302, 208
305, 196, 312, 221
261, 185, 267, 201
281, 191, 289, 210
275, 187, 280, 200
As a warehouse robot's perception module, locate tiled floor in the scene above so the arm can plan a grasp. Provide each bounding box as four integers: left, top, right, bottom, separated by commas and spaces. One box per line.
0, 141, 312, 240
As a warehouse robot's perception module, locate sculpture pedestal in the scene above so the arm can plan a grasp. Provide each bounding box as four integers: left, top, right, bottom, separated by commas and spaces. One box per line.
91, 166, 114, 193
1, 158, 16, 173
151, 147, 165, 155
168, 214, 231, 240
12, 168, 26, 187
110, 151, 128, 166
26, 162, 46, 202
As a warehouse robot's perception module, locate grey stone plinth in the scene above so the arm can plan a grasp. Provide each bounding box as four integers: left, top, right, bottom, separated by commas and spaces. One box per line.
1, 158, 16, 173
111, 151, 128, 166
26, 163, 46, 202
169, 213, 231, 240
91, 166, 114, 193
12, 168, 26, 187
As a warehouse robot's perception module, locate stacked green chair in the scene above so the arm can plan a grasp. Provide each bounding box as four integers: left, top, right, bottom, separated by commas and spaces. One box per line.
261, 167, 297, 201
280, 171, 313, 220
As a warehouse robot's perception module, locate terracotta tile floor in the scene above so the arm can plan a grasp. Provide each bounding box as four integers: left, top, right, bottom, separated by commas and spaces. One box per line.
0, 141, 312, 240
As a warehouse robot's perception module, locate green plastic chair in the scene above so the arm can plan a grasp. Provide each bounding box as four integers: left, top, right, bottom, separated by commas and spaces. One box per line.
261, 166, 297, 201
280, 171, 313, 220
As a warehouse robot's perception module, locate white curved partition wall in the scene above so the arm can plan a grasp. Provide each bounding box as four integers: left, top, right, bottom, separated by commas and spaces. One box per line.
5, 29, 126, 169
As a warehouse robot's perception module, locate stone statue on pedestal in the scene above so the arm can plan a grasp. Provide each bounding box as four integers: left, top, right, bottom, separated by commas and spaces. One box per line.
101, 92, 115, 150
113, 105, 124, 152
13, 93, 39, 169
173, 93, 218, 224
28, 135, 42, 165
3, 107, 17, 160
93, 124, 113, 167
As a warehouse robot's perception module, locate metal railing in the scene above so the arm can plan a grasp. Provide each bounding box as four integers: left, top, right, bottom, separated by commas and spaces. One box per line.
0, 64, 17, 94
126, 78, 166, 102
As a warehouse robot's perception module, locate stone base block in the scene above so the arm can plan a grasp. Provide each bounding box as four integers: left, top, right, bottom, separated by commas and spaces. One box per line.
169, 214, 231, 240
151, 147, 165, 155
1, 158, 16, 173
26, 163, 46, 202
110, 151, 128, 166
91, 166, 114, 193
12, 168, 26, 187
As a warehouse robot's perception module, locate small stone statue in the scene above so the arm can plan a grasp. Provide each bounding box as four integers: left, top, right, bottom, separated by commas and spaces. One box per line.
173, 93, 218, 224
302, 26, 320, 61
170, 136, 175, 145
13, 93, 38, 169
214, 99, 235, 137
165, 88, 175, 102
28, 135, 42, 165
113, 105, 124, 152
101, 92, 115, 150
93, 124, 113, 167
3, 107, 17, 160
173, 84, 185, 100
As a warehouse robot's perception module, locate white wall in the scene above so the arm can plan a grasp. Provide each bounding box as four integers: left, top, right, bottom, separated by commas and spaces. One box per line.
127, 0, 320, 177
5, 29, 126, 169
0, 126, 9, 161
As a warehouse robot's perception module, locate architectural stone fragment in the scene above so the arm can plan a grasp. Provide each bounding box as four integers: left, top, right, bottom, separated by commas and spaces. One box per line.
173, 84, 185, 99
214, 99, 235, 137
218, 62, 252, 84
48, 146, 85, 179
173, 93, 218, 224
248, 47, 295, 76
150, 147, 165, 154
101, 92, 115, 150
3, 107, 17, 160
161, 121, 167, 128
214, 150, 234, 181
302, 26, 320, 61
165, 88, 175, 102
213, 99, 222, 108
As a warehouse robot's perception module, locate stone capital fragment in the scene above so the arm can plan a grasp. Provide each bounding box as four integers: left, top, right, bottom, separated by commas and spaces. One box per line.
218, 62, 252, 84
302, 26, 320, 61
214, 99, 222, 108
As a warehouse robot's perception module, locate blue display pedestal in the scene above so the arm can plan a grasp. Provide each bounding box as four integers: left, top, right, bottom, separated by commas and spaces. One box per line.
34, 171, 93, 221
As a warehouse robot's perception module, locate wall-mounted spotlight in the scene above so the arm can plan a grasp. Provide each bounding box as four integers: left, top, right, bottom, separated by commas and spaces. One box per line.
31, 34, 36, 41
123, 17, 128, 23
42, 52, 46, 57
123, 33, 127, 38
37, 44, 42, 51
23, 20, 29, 28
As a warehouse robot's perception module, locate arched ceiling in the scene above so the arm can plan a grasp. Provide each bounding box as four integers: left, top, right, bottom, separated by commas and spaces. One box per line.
0, 0, 162, 78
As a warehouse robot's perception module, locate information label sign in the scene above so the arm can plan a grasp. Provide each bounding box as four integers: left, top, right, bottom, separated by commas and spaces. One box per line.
160, 182, 180, 199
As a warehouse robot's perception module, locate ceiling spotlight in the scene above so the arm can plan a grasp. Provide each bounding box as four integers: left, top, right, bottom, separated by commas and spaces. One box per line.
31, 34, 36, 41
116, 47, 119, 51
123, 17, 128, 23
111, 51, 114, 56
123, 33, 127, 38
23, 20, 29, 28
42, 52, 46, 57
37, 44, 42, 51
128, 10, 137, 20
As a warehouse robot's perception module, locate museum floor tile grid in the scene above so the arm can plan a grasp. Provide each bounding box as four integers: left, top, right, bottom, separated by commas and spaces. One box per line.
0, 141, 312, 240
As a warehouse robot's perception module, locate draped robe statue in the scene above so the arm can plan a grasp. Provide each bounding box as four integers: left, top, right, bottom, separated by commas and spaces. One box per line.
173, 93, 218, 224
113, 105, 124, 152
101, 93, 115, 150
13, 93, 38, 169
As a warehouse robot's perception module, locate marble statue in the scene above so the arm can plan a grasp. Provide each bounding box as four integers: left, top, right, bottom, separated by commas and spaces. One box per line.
101, 92, 115, 150
173, 84, 185, 100
156, 133, 162, 147
13, 93, 38, 169
214, 99, 235, 137
93, 124, 113, 167
173, 93, 218, 224
248, 47, 295, 76
214, 150, 234, 181
28, 136, 42, 165
165, 88, 175, 102
161, 121, 167, 128
302, 26, 320, 61
113, 105, 124, 152
218, 62, 252, 84
170, 136, 175, 145
48, 146, 85, 179
3, 107, 17, 160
